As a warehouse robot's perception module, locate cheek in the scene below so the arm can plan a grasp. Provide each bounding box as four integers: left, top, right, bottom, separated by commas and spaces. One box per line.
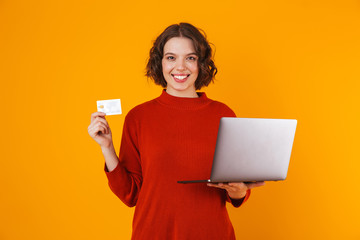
162, 60, 173, 73
161, 60, 166, 72
187, 62, 199, 73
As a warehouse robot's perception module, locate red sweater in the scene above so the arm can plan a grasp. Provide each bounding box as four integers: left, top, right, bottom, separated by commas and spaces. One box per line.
105, 90, 251, 239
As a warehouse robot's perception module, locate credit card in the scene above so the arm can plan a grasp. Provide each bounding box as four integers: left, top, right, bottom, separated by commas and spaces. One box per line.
96, 99, 122, 115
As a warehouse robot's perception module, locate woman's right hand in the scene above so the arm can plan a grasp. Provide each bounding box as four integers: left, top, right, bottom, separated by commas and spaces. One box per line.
88, 112, 113, 148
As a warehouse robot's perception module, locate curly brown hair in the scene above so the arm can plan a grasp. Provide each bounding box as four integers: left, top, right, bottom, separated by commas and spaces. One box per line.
146, 23, 217, 90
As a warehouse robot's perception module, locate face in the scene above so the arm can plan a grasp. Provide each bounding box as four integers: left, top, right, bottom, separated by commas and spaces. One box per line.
162, 37, 199, 97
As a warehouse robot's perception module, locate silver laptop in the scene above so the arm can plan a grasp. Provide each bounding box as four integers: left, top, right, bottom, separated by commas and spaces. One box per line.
178, 117, 297, 184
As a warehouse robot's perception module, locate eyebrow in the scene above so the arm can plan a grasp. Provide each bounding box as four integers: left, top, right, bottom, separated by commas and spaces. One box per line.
164, 52, 197, 56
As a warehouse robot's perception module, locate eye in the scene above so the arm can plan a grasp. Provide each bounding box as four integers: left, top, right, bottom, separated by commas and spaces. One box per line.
166, 56, 175, 60
187, 56, 197, 61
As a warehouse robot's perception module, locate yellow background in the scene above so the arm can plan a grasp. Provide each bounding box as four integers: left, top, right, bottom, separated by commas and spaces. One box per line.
1, 0, 359, 239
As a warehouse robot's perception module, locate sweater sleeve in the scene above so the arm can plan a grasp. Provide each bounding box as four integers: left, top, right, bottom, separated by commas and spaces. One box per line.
104, 111, 142, 207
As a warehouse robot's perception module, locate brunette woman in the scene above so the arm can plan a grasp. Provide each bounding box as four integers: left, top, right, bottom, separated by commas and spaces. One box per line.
88, 22, 264, 239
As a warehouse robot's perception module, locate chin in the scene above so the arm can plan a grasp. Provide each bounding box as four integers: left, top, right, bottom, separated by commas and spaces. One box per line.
172, 84, 193, 91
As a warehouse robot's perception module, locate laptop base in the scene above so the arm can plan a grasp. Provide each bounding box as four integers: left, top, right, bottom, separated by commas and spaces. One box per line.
177, 179, 210, 184
177, 180, 260, 184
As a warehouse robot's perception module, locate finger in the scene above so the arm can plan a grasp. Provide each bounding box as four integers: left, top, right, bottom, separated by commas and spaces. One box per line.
207, 183, 225, 189
91, 112, 106, 122
228, 182, 246, 188
246, 181, 266, 189
227, 183, 246, 191
91, 115, 107, 124
96, 125, 107, 135
89, 125, 106, 137
207, 183, 226, 187
207, 183, 234, 191
222, 184, 241, 192
89, 122, 108, 135
88, 117, 109, 132
93, 117, 109, 127
96, 122, 109, 134
89, 122, 106, 134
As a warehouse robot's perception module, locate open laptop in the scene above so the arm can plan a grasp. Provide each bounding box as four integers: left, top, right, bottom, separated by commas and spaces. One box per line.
177, 117, 297, 184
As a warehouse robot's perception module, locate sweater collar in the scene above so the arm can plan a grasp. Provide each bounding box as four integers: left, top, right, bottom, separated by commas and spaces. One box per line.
156, 89, 211, 110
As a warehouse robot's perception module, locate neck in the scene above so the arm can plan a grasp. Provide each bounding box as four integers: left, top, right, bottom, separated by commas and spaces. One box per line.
165, 88, 199, 98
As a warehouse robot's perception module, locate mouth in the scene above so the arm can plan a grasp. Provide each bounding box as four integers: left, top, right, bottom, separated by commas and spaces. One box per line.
171, 74, 190, 83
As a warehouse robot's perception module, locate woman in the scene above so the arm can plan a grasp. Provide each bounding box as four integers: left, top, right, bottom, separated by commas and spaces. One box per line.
88, 23, 264, 239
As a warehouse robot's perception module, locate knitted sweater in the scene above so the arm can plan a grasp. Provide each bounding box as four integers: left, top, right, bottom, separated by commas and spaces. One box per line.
105, 90, 251, 239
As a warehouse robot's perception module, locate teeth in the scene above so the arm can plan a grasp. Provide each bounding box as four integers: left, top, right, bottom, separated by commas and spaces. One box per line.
173, 75, 187, 80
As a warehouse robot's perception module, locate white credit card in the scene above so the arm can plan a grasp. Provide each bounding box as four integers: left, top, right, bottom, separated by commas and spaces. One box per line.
96, 99, 122, 115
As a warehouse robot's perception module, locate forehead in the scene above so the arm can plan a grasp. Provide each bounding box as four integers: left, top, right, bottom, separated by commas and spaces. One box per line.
163, 37, 196, 54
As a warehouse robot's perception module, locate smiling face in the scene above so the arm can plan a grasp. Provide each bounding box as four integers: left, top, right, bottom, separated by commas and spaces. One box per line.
162, 37, 199, 98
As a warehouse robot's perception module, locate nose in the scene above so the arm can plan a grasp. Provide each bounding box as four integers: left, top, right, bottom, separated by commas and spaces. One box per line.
176, 59, 186, 71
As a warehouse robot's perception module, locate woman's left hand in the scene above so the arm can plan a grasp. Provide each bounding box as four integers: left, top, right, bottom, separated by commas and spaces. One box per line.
207, 182, 265, 199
